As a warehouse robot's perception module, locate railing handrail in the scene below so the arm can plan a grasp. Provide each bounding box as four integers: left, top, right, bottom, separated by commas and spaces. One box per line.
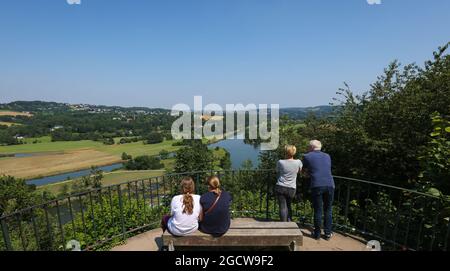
2, 169, 448, 220
332, 175, 447, 199
2, 169, 450, 251
0, 169, 268, 219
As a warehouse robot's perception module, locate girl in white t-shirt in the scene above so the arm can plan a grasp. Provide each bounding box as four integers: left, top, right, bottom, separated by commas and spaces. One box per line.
161, 177, 202, 236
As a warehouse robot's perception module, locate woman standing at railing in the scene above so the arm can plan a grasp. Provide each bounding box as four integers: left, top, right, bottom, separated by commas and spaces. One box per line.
275, 145, 303, 222
161, 177, 202, 236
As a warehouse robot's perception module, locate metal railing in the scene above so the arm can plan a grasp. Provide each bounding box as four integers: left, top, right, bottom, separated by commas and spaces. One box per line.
1, 170, 449, 251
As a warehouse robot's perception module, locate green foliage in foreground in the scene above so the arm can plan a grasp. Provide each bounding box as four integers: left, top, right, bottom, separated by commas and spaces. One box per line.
418, 113, 450, 194
1, 170, 450, 251
64, 193, 168, 250
0, 176, 40, 216
0, 189, 168, 251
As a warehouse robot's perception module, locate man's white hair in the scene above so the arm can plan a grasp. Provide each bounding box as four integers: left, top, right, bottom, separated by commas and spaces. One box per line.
309, 140, 322, 151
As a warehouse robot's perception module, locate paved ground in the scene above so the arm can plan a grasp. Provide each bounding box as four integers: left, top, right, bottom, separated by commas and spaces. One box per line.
299, 227, 367, 251
111, 219, 367, 251
111, 228, 163, 251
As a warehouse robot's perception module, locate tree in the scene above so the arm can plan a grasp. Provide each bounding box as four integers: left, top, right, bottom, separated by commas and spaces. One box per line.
174, 140, 213, 173
240, 159, 254, 170
417, 113, 450, 194
0, 176, 40, 216
163, 132, 173, 141
70, 179, 83, 194
58, 183, 70, 198
0, 130, 20, 145
159, 149, 170, 160
103, 137, 115, 145
90, 166, 104, 189
220, 151, 232, 170
121, 152, 132, 161
41, 190, 56, 201
71, 166, 104, 193
119, 137, 140, 144
145, 132, 163, 144
125, 155, 164, 170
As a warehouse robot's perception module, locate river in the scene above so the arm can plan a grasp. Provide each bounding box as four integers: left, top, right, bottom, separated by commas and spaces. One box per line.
26, 163, 123, 186
208, 139, 261, 169
24, 139, 261, 186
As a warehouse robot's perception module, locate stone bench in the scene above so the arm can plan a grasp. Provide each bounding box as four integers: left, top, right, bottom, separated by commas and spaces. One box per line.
162, 219, 303, 251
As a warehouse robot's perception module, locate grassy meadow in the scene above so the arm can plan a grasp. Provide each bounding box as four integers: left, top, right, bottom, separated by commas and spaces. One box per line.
0, 136, 180, 155
0, 136, 181, 179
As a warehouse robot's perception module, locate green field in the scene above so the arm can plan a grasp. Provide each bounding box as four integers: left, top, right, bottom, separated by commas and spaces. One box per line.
0, 136, 180, 157
0, 136, 100, 154
0, 136, 182, 179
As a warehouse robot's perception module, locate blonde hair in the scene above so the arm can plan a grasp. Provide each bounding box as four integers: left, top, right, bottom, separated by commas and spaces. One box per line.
180, 177, 195, 214
309, 140, 322, 151
207, 176, 221, 194
285, 145, 297, 158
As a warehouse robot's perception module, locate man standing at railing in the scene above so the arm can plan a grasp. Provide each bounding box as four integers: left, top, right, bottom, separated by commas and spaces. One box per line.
302, 140, 335, 241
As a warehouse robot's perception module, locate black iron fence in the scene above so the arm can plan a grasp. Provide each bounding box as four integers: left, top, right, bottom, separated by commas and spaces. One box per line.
1, 170, 449, 251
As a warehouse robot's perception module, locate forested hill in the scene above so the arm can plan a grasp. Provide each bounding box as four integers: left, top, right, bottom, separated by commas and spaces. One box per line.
0, 101, 170, 114
1, 101, 334, 118
0, 101, 175, 145
0, 100, 334, 145
280, 106, 334, 119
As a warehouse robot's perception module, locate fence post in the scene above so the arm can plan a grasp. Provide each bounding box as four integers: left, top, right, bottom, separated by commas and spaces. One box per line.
44, 204, 54, 249
55, 200, 65, 250
118, 186, 126, 240
0, 218, 12, 251
444, 218, 450, 251
429, 200, 440, 251
343, 184, 351, 227
266, 173, 270, 220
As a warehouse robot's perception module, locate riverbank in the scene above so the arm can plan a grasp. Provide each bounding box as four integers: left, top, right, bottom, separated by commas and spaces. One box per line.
0, 137, 181, 179
37, 169, 168, 195
27, 162, 124, 186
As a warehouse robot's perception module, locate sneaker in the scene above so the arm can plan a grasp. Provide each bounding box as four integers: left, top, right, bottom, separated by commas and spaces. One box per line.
312, 232, 321, 240
324, 233, 334, 241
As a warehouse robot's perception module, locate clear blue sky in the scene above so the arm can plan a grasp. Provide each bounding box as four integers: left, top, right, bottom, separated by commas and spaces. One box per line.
0, 0, 449, 108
